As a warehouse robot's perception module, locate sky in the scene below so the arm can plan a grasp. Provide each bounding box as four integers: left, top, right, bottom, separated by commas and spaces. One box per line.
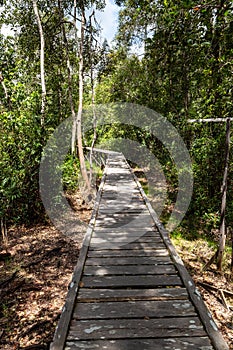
1, 0, 120, 44
96, 0, 120, 44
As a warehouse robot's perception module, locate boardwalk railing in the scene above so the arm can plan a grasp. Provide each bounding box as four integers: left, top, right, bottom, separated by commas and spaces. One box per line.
50, 152, 229, 350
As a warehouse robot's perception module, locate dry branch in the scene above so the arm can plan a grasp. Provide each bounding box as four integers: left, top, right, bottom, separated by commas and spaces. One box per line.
203, 250, 218, 271
219, 289, 230, 311
198, 281, 232, 310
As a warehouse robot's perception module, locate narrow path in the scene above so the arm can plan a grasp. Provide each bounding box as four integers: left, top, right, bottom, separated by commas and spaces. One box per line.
50, 153, 229, 350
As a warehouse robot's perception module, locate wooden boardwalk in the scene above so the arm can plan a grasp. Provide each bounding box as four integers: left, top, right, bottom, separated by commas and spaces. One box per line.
50, 153, 229, 350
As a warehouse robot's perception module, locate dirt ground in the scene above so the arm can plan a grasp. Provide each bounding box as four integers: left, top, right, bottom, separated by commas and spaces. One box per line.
172, 236, 233, 349
0, 193, 92, 350
0, 198, 233, 349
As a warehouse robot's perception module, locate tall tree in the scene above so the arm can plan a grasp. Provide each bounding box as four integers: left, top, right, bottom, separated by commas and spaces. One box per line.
58, 0, 77, 153
76, 1, 91, 191
74, 0, 105, 191
32, 0, 46, 125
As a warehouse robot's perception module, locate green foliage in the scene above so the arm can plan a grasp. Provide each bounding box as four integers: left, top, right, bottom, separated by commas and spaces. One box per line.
0, 0, 108, 226
96, 0, 233, 232
0, 111, 44, 223
62, 155, 80, 192
1, 0, 232, 234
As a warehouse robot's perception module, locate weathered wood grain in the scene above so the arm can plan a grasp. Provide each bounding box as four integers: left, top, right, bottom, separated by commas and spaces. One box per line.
77, 287, 189, 302
65, 337, 213, 349
92, 229, 159, 236
87, 249, 169, 257
92, 228, 162, 238
95, 213, 152, 219
98, 209, 149, 214
73, 300, 196, 320
83, 264, 176, 276
91, 236, 162, 243
80, 275, 182, 288
89, 242, 166, 251
94, 222, 155, 229
67, 317, 206, 340
85, 256, 172, 265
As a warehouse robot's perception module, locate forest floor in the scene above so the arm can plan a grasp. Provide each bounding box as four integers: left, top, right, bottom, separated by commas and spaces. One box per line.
171, 232, 233, 349
0, 192, 92, 350
0, 191, 233, 349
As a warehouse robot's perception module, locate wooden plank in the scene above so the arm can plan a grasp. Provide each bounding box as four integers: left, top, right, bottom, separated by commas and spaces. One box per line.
90, 236, 163, 244
96, 212, 151, 218
92, 229, 159, 236
73, 300, 195, 319
85, 256, 172, 265
98, 209, 149, 214
98, 205, 146, 210
89, 242, 166, 251
101, 190, 140, 195
77, 287, 189, 302
84, 147, 120, 155
87, 249, 169, 258
91, 234, 161, 240
80, 275, 182, 288
67, 317, 206, 340
83, 264, 176, 276
89, 239, 163, 247
65, 337, 214, 349
94, 222, 154, 229
97, 213, 153, 219
98, 201, 145, 206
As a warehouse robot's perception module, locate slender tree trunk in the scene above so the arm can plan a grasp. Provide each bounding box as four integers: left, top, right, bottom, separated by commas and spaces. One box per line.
32, 0, 46, 126
77, 6, 91, 190
182, 51, 190, 118
1, 218, 8, 249
217, 118, 230, 271
0, 72, 10, 242
57, 68, 63, 122
73, 0, 77, 36
189, 118, 231, 272
210, 1, 225, 119
88, 11, 97, 184
0, 71, 12, 110
231, 229, 233, 276
58, 0, 77, 152
70, 0, 78, 152
89, 67, 97, 183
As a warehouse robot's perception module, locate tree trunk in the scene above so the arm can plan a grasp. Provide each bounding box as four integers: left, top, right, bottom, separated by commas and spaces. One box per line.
1, 217, 8, 248
32, 0, 46, 126
217, 118, 230, 271
58, 0, 77, 152
77, 6, 91, 191
0, 71, 12, 110
210, 1, 225, 119
231, 229, 233, 276
89, 67, 97, 183
189, 118, 231, 271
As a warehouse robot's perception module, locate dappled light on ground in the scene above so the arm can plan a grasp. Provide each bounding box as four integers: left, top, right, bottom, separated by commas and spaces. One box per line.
0, 199, 91, 349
